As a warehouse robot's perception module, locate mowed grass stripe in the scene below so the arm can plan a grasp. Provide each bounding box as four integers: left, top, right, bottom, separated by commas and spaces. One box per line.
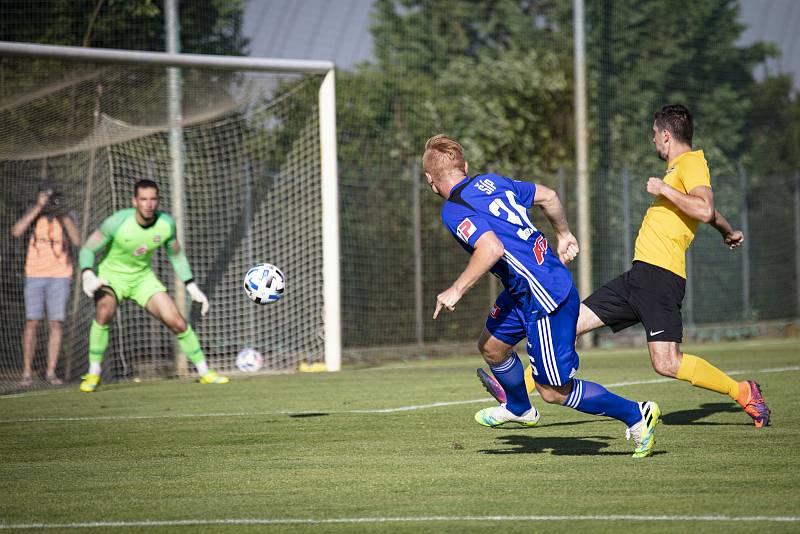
1, 514, 800, 529
1, 341, 797, 531
0, 364, 796, 424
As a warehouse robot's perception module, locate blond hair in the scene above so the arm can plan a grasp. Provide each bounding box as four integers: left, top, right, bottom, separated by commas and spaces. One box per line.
422, 134, 465, 179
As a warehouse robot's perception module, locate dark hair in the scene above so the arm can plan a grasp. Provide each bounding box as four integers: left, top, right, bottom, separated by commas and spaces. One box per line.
653, 104, 693, 145
134, 179, 159, 196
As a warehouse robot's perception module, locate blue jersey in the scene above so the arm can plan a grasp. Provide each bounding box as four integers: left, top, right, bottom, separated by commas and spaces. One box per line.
441, 173, 574, 319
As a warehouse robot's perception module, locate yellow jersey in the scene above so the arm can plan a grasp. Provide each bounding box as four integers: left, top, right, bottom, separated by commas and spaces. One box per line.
633, 149, 711, 278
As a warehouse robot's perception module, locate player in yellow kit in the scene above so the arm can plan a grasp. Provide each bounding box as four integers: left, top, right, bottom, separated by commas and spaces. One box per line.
479, 104, 770, 428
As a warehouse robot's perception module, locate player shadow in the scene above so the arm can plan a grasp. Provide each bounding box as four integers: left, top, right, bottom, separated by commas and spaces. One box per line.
661, 403, 744, 426
479, 434, 665, 457
289, 412, 330, 418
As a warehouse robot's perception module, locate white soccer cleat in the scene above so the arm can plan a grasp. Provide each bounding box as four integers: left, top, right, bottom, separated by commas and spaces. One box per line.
474, 404, 540, 428
626, 401, 661, 458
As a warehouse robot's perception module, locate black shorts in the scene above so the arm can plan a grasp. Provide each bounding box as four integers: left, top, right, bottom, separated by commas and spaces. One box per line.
583, 261, 686, 343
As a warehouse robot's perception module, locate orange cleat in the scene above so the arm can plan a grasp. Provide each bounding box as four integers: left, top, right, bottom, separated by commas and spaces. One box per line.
736, 380, 771, 428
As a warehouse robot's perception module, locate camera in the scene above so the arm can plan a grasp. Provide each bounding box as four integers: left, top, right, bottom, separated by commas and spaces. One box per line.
43, 192, 66, 216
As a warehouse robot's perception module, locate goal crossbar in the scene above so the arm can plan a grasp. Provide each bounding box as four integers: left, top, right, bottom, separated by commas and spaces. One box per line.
0, 41, 334, 73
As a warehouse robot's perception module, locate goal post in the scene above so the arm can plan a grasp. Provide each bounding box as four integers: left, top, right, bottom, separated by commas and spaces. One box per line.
0, 41, 341, 390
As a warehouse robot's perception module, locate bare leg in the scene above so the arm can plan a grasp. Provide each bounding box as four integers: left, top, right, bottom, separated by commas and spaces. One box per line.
95, 290, 118, 326
477, 327, 514, 365
576, 303, 606, 337
21, 320, 38, 382
647, 341, 682, 377
534, 381, 573, 405
145, 292, 187, 333
45, 320, 64, 384
145, 292, 216, 379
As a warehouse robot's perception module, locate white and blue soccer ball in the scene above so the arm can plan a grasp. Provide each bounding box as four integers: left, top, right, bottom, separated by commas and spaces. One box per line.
235, 348, 264, 373
243, 263, 285, 304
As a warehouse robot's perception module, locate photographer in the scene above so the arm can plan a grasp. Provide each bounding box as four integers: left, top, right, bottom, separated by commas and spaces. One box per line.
11, 182, 80, 386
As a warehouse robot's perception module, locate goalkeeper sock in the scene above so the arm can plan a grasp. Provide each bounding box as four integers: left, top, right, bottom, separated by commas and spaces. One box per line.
489, 352, 532, 416
177, 325, 207, 374
563, 378, 642, 427
676, 353, 739, 400
88, 320, 108, 375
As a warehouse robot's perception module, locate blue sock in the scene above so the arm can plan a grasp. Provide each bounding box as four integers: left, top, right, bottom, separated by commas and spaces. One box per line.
490, 352, 531, 416
563, 379, 641, 427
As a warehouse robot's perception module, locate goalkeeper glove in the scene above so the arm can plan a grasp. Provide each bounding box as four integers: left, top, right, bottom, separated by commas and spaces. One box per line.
186, 282, 210, 316
81, 270, 108, 298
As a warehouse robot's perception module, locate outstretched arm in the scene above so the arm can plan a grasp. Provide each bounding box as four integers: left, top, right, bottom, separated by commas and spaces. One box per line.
709, 209, 744, 250
533, 184, 579, 264
165, 236, 209, 316
79, 229, 111, 271
78, 229, 112, 298
164, 237, 194, 283
433, 231, 504, 319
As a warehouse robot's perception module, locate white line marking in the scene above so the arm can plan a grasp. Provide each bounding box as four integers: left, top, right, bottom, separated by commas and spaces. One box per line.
0, 365, 797, 424
0, 515, 798, 529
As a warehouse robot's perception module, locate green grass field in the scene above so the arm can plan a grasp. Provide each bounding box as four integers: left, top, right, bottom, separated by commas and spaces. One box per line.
1, 339, 798, 533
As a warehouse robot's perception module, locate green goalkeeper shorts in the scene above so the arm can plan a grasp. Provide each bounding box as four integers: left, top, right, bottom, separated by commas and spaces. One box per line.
98, 265, 167, 308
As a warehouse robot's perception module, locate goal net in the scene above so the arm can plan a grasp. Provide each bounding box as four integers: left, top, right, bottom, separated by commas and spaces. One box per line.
0, 43, 340, 393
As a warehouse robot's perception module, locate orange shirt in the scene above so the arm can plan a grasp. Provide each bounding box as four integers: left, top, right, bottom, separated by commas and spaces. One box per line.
25, 216, 73, 278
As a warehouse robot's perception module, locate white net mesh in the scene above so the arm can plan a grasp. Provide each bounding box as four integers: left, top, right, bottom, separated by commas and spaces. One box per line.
0, 55, 327, 392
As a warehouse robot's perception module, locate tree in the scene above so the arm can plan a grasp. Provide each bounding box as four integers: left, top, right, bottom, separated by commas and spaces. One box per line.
744, 74, 800, 177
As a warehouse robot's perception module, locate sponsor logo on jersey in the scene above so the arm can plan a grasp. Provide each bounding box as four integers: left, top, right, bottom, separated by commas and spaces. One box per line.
530, 364, 539, 376
457, 218, 477, 242
152, 235, 162, 243
475, 178, 496, 195
489, 303, 501, 319
533, 235, 548, 265
569, 367, 577, 378
133, 245, 148, 257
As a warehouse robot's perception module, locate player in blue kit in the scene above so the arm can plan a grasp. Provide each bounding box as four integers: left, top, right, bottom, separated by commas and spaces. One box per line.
423, 135, 660, 458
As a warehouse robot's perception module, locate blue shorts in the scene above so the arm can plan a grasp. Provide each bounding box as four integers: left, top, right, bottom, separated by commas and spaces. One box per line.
486, 285, 580, 386
24, 277, 71, 321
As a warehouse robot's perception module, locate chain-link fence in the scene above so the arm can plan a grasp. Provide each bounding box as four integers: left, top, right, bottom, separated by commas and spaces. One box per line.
1, 1, 797, 385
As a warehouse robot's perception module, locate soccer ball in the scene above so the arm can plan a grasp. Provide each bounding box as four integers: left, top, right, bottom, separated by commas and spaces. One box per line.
243, 263, 285, 304
235, 348, 264, 373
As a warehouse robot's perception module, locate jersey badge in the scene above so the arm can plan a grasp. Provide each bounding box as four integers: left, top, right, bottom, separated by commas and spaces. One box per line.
489, 303, 501, 319
457, 218, 477, 243
533, 235, 548, 265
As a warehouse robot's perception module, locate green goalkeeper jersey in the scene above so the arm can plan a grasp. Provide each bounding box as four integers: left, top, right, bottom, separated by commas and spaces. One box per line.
79, 208, 194, 282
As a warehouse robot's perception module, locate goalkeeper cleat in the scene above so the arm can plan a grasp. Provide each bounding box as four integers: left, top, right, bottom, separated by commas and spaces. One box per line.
737, 380, 770, 428
474, 404, 540, 428
626, 401, 660, 458
199, 370, 229, 385
80, 373, 101, 393
477, 368, 507, 404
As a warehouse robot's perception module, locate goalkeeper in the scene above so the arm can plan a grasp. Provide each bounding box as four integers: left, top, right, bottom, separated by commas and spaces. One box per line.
78, 179, 228, 392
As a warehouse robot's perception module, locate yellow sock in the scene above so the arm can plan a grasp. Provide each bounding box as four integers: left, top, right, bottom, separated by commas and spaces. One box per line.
524, 365, 536, 394
676, 353, 739, 400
